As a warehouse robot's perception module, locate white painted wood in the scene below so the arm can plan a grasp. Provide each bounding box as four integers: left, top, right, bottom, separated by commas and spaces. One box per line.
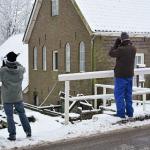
95, 84, 150, 91
60, 68, 150, 124
68, 90, 150, 102
94, 85, 97, 109
59, 68, 150, 81
65, 81, 70, 125
143, 94, 146, 111
103, 87, 107, 107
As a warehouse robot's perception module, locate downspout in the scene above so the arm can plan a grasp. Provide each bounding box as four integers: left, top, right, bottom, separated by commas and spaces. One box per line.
91, 35, 96, 72
91, 35, 96, 95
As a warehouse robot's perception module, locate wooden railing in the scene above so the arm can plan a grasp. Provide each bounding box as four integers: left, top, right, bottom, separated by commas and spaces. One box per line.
58, 68, 150, 125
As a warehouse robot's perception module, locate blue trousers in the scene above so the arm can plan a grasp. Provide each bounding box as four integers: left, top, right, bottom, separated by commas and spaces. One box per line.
4, 101, 31, 137
114, 78, 134, 118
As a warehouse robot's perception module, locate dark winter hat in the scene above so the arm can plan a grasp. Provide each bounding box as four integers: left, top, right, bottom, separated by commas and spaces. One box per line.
5, 51, 19, 62
121, 32, 129, 41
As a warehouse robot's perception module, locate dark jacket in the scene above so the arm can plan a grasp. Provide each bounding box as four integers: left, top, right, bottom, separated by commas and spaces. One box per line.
109, 40, 136, 78
0, 61, 25, 103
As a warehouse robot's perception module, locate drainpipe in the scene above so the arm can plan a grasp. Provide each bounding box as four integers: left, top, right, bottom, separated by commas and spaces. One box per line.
91, 35, 96, 72
91, 35, 96, 105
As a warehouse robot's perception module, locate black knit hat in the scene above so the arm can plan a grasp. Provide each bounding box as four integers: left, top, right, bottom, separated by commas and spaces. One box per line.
121, 32, 129, 41
5, 51, 19, 62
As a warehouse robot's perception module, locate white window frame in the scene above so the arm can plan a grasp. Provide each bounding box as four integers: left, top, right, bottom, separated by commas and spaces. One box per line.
42, 46, 47, 71
134, 53, 145, 86
33, 47, 38, 70
79, 41, 85, 72
51, 0, 59, 16
65, 43, 71, 72
135, 53, 144, 66
53, 50, 58, 71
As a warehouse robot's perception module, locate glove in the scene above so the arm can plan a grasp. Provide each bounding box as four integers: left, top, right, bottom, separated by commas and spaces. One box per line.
114, 38, 121, 48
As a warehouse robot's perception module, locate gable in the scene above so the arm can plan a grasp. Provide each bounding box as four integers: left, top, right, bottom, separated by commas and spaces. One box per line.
23, 0, 42, 43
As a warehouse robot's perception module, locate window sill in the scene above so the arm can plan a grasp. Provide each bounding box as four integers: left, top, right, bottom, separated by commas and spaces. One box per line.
33, 69, 38, 71
53, 70, 58, 72
80, 71, 85, 73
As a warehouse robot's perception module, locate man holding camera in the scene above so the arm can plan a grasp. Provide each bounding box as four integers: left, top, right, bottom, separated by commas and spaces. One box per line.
0, 51, 31, 141
109, 32, 136, 118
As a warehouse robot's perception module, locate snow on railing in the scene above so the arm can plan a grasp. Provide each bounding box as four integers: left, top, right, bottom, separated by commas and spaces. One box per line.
58, 68, 150, 125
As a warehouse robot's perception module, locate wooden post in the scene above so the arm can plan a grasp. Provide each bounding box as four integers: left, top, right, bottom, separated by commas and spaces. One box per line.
94, 85, 97, 109
103, 87, 107, 107
143, 94, 146, 111
65, 81, 70, 125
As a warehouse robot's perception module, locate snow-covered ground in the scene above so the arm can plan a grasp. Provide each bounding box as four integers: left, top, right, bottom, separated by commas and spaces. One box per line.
1, 103, 150, 150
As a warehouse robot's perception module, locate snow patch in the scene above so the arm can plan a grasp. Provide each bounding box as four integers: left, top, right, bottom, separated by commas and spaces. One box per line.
1, 103, 150, 149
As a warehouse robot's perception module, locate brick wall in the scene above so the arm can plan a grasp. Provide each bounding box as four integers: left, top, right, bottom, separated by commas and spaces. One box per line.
28, 0, 92, 105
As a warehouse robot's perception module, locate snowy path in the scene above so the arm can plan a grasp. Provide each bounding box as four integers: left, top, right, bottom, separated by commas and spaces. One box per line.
23, 125, 150, 150
1, 103, 150, 150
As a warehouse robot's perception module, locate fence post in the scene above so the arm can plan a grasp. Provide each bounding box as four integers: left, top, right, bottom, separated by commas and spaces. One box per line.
143, 94, 146, 111
65, 81, 70, 125
94, 84, 97, 109
103, 87, 107, 107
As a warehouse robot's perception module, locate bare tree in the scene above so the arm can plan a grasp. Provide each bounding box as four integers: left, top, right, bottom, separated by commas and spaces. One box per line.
0, 0, 34, 44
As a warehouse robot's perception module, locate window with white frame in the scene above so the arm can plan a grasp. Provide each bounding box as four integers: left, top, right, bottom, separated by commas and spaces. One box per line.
79, 41, 85, 72
42, 46, 47, 71
51, 0, 59, 16
33, 47, 38, 70
65, 43, 71, 72
135, 53, 144, 66
134, 53, 145, 86
53, 50, 58, 71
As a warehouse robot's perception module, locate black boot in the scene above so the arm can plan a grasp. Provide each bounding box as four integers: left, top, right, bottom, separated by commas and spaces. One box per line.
26, 132, 31, 138
7, 135, 16, 141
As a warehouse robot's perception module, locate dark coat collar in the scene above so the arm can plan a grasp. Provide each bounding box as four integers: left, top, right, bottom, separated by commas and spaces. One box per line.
5, 60, 17, 69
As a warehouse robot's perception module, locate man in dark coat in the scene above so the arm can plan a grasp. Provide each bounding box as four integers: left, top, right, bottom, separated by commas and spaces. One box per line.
109, 32, 136, 118
0, 51, 31, 141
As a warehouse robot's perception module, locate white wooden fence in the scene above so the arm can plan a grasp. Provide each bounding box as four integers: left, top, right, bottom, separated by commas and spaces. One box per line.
58, 68, 150, 125
94, 84, 150, 111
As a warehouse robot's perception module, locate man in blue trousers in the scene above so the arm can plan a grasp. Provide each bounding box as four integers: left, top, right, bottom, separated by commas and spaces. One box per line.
109, 32, 136, 118
0, 51, 31, 141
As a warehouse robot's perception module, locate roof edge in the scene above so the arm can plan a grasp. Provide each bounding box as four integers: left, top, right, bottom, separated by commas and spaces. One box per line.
23, 0, 43, 44
93, 31, 150, 38
71, 0, 93, 36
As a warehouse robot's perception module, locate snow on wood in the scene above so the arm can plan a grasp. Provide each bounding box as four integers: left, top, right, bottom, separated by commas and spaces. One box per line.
59, 68, 150, 81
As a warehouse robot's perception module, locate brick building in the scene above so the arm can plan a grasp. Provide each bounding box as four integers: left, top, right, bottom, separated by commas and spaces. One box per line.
23, 0, 150, 105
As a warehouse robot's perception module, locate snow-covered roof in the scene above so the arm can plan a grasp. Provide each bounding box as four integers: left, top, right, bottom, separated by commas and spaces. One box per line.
0, 34, 28, 90
23, 0, 150, 43
75, 0, 150, 34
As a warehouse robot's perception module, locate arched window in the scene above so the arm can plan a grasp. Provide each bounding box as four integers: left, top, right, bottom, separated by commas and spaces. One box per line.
51, 0, 59, 16
33, 47, 38, 70
79, 41, 85, 72
65, 43, 71, 72
42, 46, 47, 71
53, 50, 58, 71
